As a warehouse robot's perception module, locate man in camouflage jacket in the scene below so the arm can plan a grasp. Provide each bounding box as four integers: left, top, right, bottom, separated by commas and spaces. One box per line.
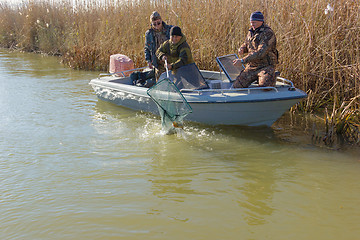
233, 11, 278, 88
156, 26, 194, 73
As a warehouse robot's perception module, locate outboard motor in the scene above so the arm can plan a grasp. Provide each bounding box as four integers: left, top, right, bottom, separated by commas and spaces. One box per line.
109, 54, 134, 77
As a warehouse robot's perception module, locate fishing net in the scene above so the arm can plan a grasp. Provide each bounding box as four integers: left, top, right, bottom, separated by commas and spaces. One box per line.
147, 78, 192, 134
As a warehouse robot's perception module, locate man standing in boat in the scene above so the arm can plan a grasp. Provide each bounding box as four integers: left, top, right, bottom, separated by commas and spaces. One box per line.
144, 11, 173, 79
233, 11, 279, 88
155, 26, 194, 73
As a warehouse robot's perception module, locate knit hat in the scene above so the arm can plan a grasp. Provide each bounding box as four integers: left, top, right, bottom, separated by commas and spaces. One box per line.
150, 11, 161, 22
250, 11, 264, 22
170, 26, 182, 36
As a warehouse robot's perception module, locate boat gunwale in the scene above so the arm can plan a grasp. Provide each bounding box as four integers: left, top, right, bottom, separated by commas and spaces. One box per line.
89, 80, 307, 104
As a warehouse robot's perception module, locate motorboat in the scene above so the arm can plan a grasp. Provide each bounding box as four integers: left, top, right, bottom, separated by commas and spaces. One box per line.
89, 54, 307, 126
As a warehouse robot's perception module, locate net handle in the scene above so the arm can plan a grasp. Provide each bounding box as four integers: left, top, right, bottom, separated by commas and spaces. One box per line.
165, 59, 169, 78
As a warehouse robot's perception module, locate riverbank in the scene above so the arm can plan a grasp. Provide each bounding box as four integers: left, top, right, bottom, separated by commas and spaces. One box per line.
0, 0, 359, 145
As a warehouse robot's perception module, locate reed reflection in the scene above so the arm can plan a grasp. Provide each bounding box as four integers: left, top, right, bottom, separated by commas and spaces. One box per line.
92, 99, 299, 226
147, 140, 201, 202
237, 162, 277, 226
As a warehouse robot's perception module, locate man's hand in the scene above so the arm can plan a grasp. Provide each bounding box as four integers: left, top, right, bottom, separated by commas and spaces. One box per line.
162, 55, 172, 70
233, 59, 242, 67
233, 59, 245, 68
148, 61, 154, 69
165, 62, 172, 70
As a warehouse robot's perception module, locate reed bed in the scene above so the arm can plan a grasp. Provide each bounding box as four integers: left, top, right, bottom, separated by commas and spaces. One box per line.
0, 0, 359, 144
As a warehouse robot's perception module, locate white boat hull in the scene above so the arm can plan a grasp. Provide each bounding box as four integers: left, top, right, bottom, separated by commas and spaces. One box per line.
89, 70, 306, 126
188, 99, 301, 126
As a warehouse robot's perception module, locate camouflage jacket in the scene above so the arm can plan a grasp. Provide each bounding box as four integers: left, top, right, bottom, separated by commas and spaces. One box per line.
144, 22, 173, 68
155, 34, 194, 70
241, 24, 278, 69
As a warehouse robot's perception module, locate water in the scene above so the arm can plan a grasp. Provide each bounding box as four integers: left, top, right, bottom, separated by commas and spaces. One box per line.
1, 50, 359, 240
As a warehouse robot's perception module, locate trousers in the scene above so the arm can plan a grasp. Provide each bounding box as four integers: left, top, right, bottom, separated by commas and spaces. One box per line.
233, 65, 276, 88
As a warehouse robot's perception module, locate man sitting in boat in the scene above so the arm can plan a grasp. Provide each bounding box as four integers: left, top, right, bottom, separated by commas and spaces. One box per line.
232, 11, 279, 88
155, 26, 195, 74
144, 11, 173, 79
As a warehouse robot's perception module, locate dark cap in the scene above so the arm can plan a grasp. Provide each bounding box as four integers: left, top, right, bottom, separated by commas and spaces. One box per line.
250, 11, 264, 22
170, 26, 182, 36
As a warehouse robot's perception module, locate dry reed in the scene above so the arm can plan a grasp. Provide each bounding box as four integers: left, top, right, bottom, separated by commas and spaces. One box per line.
0, 0, 359, 143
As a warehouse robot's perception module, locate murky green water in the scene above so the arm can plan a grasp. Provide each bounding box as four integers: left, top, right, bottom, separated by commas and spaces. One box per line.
1, 50, 359, 240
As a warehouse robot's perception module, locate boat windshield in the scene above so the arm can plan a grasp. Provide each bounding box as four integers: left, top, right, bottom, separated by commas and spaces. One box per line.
158, 63, 209, 90
216, 54, 244, 82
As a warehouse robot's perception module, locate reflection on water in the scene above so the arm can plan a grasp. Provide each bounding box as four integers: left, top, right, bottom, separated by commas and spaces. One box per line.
273, 111, 360, 152
93, 100, 360, 230
1, 50, 360, 240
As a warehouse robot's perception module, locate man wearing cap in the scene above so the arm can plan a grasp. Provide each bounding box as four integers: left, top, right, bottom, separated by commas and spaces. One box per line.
233, 11, 278, 88
156, 26, 194, 72
144, 11, 173, 71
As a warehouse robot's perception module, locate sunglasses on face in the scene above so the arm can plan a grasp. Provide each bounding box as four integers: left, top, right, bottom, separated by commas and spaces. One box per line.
152, 21, 162, 26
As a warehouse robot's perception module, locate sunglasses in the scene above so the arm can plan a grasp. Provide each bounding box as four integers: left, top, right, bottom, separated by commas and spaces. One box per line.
152, 21, 162, 26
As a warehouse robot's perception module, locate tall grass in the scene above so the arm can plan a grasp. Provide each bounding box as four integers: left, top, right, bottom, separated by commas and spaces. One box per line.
0, 0, 359, 143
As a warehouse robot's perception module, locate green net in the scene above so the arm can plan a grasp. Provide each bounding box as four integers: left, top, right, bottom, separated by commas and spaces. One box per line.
147, 78, 192, 134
